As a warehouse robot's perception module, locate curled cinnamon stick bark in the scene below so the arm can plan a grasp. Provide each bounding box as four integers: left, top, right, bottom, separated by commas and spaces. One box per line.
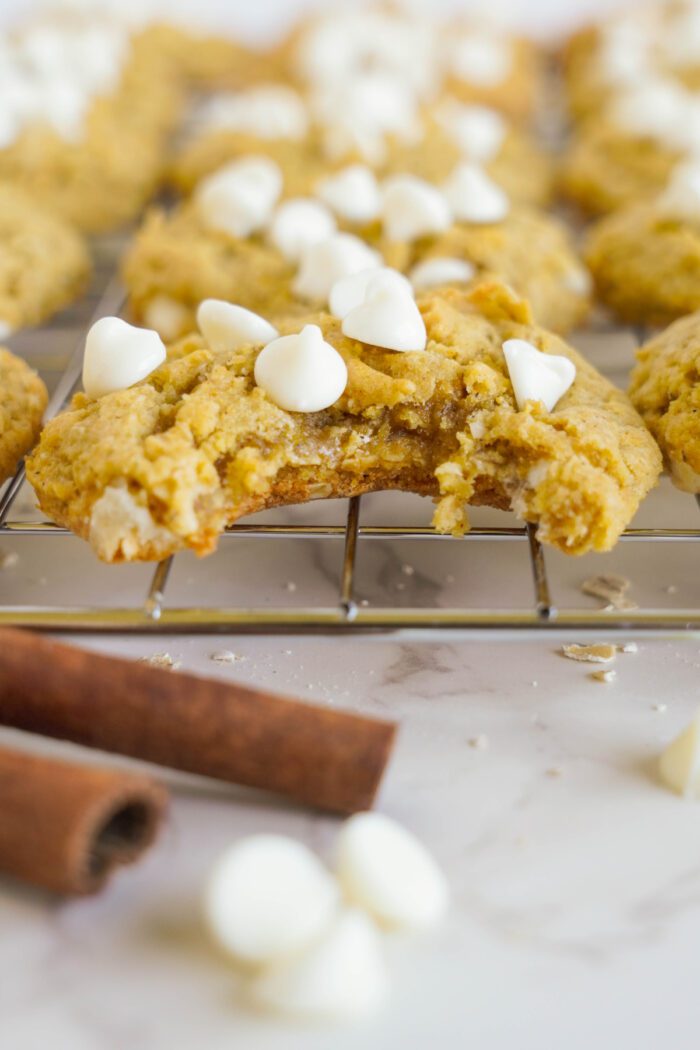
0, 744, 167, 895
0, 629, 396, 814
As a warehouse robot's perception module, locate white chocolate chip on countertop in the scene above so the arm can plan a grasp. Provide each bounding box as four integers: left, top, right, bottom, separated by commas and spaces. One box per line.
204, 834, 340, 965
336, 811, 449, 930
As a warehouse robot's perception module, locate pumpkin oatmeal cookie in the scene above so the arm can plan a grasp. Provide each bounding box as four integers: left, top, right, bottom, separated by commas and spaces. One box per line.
26, 283, 660, 564
629, 310, 700, 491
0, 348, 47, 485
377, 209, 591, 335
0, 184, 91, 335
0, 21, 182, 233
584, 193, 700, 326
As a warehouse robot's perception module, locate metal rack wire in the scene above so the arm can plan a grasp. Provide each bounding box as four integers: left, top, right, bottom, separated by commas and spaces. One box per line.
1, 253, 699, 637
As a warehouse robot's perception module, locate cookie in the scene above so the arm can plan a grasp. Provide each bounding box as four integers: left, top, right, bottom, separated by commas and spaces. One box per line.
441, 27, 542, 123
0, 348, 48, 485
0, 183, 91, 335
378, 208, 591, 335
125, 156, 589, 341
384, 103, 553, 208
584, 196, 700, 326
563, 5, 700, 123
26, 283, 660, 564
560, 117, 685, 217
629, 310, 700, 492
122, 202, 299, 340
0, 21, 182, 233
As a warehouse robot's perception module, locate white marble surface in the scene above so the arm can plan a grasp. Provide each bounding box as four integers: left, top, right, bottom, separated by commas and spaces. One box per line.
2, 499, 700, 1048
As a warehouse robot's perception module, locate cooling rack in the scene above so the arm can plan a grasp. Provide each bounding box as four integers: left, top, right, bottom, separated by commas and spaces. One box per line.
1, 236, 699, 637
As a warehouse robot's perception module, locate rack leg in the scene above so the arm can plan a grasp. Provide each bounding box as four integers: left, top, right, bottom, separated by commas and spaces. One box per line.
339, 496, 361, 621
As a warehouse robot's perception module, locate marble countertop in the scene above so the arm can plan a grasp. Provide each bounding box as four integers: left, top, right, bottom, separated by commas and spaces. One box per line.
2, 526, 700, 1048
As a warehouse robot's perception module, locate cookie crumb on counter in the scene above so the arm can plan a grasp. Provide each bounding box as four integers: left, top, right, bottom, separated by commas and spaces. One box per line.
620, 642, 638, 654
590, 669, 616, 684
581, 573, 637, 610
140, 651, 181, 671
562, 643, 616, 664
401, 564, 415, 576
468, 734, 489, 750
285, 581, 297, 592
652, 703, 668, 713
0, 550, 18, 570
210, 650, 243, 665
546, 766, 564, 778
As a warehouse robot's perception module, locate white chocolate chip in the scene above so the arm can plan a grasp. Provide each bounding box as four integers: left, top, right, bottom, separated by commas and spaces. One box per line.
381, 174, 451, 243
562, 266, 592, 297
336, 812, 449, 931
268, 198, 336, 262
196, 85, 309, 140
89, 483, 176, 563
409, 256, 475, 291
657, 161, 700, 225
292, 233, 381, 302
250, 907, 387, 1020
0, 319, 14, 341
502, 338, 576, 413
204, 835, 340, 965
448, 32, 512, 87
329, 266, 412, 320
434, 100, 506, 162
82, 317, 166, 399
315, 164, 382, 224
610, 78, 700, 152
254, 324, 348, 412
659, 709, 700, 797
197, 300, 278, 353
195, 156, 283, 239
443, 162, 510, 224
143, 296, 189, 343
342, 281, 426, 352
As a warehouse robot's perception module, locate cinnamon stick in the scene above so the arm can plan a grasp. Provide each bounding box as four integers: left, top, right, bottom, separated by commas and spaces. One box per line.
0, 629, 396, 814
0, 743, 167, 895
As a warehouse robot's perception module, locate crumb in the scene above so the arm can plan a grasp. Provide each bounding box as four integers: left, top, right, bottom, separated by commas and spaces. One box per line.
581, 574, 637, 610
562, 643, 617, 664
360, 599, 369, 607
0, 550, 19, 570
620, 642, 638, 654
665, 584, 678, 595
140, 651, 181, 671
531, 680, 538, 687
401, 564, 415, 576
468, 734, 489, 750
282, 649, 292, 655
210, 650, 242, 664
445, 574, 455, 584
590, 669, 617, 684
546, 766, 563, 778
285, 581, 297, 592
652, 703, 668, 713
396, 582, 405, 591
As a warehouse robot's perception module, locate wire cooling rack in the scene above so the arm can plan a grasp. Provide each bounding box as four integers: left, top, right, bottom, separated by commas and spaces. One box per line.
1, 237, 699, 637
